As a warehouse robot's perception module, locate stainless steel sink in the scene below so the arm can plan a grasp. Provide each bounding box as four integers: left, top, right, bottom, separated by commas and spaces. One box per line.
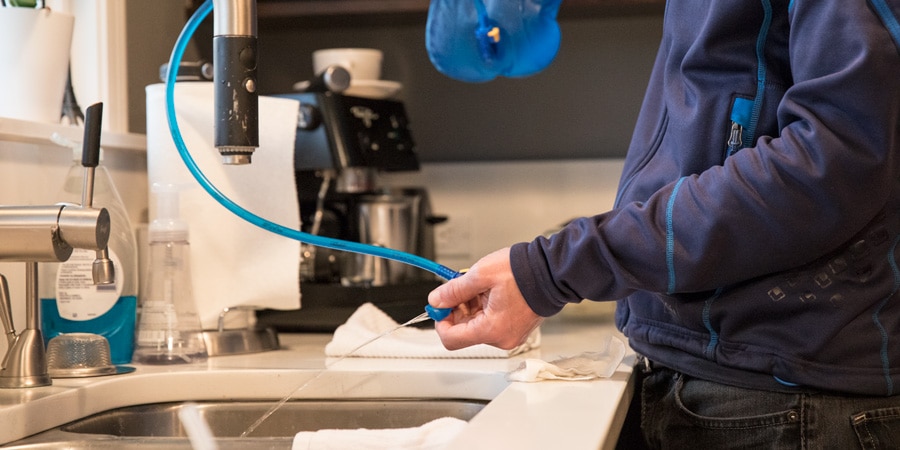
2, 398, 487, 449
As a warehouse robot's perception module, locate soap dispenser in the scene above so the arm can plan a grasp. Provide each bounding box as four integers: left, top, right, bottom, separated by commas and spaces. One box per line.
132, 183, 207, 364
40, 127, 139, 365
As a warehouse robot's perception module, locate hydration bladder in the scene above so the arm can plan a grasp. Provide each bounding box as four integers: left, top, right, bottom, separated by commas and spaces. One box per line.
426, 0, 563, 82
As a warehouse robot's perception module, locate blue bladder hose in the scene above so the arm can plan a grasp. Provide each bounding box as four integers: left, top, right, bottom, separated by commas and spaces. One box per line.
164, 0, 460, 284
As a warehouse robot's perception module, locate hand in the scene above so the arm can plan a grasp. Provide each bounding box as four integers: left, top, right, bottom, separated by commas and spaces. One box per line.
427, 248, 543, 350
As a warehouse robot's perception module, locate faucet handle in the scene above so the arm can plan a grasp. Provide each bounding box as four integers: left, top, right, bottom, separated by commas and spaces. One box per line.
77, 102, 116, 286
81, 103, 102, 168
80, 102, 103, 208
0, 275, 15, 345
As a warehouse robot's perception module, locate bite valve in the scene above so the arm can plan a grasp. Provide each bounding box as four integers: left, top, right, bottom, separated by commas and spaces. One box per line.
425, 305, 453, 321
425, 268, 466, 321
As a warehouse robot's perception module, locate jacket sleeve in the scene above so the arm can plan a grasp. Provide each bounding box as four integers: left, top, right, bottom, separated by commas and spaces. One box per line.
511, 0, 900, 317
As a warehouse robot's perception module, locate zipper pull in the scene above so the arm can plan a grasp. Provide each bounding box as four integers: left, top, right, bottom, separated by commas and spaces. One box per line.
726, 121, 744, 157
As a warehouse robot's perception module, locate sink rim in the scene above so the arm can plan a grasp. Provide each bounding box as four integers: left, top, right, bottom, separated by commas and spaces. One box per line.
61, 397, 489, 437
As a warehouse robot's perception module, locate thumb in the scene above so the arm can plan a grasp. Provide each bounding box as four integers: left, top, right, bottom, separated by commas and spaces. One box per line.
428, 272, 475, 309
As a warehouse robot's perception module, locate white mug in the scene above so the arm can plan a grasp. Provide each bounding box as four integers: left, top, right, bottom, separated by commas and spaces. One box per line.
312, 48, 383, 81
0, 7, 74, 123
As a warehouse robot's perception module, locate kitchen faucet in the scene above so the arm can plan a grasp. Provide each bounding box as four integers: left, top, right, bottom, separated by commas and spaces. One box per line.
0, 103, 114, 388
212, 0, 259, 165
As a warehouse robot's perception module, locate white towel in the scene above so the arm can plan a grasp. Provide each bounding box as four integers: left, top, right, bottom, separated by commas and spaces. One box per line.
291, 417, 467, 450
507, 334, 626, 382
325, 303, 540, 358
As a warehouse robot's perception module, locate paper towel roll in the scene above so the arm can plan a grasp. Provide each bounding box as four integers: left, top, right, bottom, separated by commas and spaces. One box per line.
145, 83, 301, 329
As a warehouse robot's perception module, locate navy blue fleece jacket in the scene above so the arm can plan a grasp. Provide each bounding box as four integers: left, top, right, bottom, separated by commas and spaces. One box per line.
511, 0, 900, 395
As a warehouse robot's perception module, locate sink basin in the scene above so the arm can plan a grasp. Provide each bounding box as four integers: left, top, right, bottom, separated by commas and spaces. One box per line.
1, 398, 487, 449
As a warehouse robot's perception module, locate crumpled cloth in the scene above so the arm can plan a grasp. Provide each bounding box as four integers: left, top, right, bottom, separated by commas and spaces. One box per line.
325, 302, 540, 358
291, 417, 467, 450
508, 334, 626, 381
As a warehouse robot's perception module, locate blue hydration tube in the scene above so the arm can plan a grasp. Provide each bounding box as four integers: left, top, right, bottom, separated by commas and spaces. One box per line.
165, 0, 460, 287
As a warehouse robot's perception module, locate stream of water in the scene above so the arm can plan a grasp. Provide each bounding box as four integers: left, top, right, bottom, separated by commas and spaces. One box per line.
238, 312, 433, 438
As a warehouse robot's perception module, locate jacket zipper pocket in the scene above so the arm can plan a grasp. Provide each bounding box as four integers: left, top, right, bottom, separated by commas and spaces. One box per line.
725, 121, 744, 158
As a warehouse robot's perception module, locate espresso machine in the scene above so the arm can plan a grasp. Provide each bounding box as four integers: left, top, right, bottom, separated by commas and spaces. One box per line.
257, 73, 445, 332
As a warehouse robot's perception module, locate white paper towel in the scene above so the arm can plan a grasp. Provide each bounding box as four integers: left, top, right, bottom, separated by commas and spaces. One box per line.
507, 334, 626, 382
325, 303, 540, 358
145, 82, 301, 329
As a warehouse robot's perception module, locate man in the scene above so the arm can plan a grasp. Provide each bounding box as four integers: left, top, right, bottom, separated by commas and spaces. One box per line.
428, 1, 900, 447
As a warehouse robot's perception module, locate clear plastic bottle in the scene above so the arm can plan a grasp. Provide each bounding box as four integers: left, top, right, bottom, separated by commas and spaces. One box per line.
40, 147, 139, 365
132, 183, 207, 364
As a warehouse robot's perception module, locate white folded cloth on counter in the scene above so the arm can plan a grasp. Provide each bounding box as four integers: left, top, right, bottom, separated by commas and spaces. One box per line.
508, 334, 626, 382
291, 417, 467, 450
325, 303, 540, 358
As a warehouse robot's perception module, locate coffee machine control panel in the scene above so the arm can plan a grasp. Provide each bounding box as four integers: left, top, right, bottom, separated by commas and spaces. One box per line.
275, 92, 420, 172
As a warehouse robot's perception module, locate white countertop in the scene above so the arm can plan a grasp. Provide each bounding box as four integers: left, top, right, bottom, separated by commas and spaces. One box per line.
0, 314, 635, 449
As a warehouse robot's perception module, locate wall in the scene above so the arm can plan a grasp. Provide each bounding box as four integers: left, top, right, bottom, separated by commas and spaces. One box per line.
383, 159, 625, 268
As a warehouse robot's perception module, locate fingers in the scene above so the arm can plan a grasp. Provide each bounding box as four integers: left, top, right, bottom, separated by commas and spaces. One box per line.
435, 304, 542, 350
434, 313, 484, 350
427, 247, 542, 350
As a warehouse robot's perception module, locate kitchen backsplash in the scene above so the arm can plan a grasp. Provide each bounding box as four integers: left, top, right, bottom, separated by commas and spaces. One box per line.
382, 158, 626, 270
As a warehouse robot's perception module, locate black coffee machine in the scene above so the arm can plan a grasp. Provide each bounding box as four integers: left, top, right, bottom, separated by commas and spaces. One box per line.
256, 89, 445, 332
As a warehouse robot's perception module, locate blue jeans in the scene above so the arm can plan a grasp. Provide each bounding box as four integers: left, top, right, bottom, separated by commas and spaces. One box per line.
635, 362, 900, 449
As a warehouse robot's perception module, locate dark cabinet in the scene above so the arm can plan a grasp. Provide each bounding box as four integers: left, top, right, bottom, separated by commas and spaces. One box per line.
257, 0, 428, 18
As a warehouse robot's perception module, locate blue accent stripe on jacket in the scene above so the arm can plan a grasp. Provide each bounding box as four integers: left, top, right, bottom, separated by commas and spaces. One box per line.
875, 235, 900, 395
703, 288, 723, 358
744, 0, 773, 148
666, 177, 687, 294
869, 0, 900, 51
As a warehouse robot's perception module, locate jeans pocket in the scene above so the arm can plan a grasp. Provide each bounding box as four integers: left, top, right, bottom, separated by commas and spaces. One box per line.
667, 374, 802, 448
852, 407, 900, 450
673, 374, 801, 429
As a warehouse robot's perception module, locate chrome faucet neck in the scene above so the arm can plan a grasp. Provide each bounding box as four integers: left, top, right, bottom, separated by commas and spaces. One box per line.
213, 0, 257, 36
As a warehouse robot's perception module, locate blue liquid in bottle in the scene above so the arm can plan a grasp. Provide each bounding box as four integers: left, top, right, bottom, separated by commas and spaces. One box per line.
41, 296, 137, 365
